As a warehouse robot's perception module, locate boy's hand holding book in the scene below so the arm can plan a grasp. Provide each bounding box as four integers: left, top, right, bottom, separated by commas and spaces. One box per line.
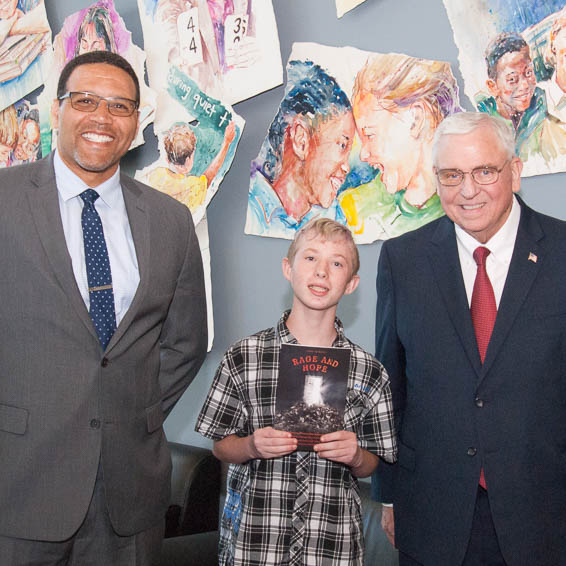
314, 430, 378, 478
313, 430, 361, 466
248, 426, 298, 459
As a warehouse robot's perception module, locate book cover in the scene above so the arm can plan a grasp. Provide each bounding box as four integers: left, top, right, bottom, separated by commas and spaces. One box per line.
274, 343, 351, 451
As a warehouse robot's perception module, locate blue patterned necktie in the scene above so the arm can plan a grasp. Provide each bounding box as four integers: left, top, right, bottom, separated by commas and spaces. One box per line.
80, 189, 116, 349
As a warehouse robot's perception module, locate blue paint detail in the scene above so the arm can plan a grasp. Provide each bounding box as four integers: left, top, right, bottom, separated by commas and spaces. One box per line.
224, 488, 243, 534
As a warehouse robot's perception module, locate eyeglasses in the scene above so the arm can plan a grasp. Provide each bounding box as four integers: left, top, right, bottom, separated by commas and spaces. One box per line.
435, 160, 510, 187
58, 91, 139, 117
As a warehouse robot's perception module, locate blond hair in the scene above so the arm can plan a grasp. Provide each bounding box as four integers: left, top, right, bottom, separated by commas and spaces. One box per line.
164, 124, 197, 167
0, 105, 18, 148
545, 8, 566, 67
353, 53, 459, 127
287, 218, 360, 276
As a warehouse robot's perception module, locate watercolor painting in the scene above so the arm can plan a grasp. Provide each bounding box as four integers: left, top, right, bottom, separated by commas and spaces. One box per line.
54, 1, 122, 59
135, 7, 246, 349
137, 68, 242, 225
247, 59, 355, 239
138, 0, 281, 108
246, 43, 461, 243
205, 0, 282, 104
0, 95, 41, 167
39, 0, 156, 153
443, 0, 566, 176
138, 0, 224, 104
0, 0, 51, 112
135, 67, 243, 351
141, 120, 236, 215
335, 0, 367, 19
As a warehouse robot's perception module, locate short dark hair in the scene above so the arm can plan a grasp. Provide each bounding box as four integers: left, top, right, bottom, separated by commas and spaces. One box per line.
255, 60, 351, 183
485, 32, 530, 80
57, 51, 140, 104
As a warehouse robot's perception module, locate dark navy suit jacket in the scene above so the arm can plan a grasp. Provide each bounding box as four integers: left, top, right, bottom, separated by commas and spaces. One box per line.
373, 198, 566, 565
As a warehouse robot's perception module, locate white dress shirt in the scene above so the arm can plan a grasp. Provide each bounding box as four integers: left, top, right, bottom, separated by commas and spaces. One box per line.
455, 196, 521, 308
539, 74, 566, 123
54, 150, 140, 326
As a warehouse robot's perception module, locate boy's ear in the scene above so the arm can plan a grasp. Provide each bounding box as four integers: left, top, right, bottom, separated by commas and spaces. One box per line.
409, 101, 426, 139
344, 274, 360, 296
282, 256, 292, 282
290, 116, 311, 161
486, 78, 499, 98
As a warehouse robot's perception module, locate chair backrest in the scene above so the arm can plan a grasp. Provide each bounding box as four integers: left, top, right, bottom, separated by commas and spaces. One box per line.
166, 442, 222, 537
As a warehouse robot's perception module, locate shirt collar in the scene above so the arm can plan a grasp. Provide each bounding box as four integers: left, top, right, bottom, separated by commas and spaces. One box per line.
455, 195, 521, 263
54, 149, 122, 208
276, 310, 347, 347
545, 73, 566, 110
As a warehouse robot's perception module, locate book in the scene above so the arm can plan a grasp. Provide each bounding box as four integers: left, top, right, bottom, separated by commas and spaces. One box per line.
0, 32, 48, 84
274, 343, 351, 451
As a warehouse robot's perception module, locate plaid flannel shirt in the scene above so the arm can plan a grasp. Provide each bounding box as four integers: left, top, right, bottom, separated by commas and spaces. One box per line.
196, 312, 396, 566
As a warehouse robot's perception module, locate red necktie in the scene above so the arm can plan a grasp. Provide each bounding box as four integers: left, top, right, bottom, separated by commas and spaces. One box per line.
471, 247, 497, 363
470, 246, 496, 489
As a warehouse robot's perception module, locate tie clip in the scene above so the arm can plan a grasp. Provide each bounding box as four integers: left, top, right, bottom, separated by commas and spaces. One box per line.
89, 284, 113, 292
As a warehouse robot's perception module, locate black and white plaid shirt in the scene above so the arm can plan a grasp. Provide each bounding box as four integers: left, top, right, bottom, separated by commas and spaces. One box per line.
196, 312, 396, 566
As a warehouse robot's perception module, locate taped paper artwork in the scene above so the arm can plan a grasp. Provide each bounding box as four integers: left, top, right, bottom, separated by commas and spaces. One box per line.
39, 0, 156, 153
246, 42, 462, 243
444, 0, 566, 176
0, 0, 51, 112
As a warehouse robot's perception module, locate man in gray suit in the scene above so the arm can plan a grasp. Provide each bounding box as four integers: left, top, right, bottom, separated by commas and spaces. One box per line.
0, 51, 207, 565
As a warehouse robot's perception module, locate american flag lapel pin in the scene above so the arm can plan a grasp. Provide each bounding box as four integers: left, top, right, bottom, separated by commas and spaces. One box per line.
528, 252, 538, 263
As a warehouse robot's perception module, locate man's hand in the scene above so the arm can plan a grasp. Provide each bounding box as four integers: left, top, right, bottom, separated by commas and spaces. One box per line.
249, 427, 297, 459
313, 430, 362, 466
381, 505, 395, 547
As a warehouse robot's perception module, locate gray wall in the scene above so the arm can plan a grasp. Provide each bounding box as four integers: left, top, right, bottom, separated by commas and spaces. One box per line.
44, 0, 566, 448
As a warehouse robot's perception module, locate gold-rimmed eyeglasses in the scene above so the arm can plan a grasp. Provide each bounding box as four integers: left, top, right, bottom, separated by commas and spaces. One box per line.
58, 91, 139, 117
435, 160, 510, 187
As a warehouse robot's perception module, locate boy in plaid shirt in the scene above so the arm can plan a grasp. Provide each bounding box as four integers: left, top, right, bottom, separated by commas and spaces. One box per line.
196, 218, 396, 565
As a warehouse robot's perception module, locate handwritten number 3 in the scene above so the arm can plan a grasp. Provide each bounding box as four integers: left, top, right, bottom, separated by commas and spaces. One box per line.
233, 17, 246, 41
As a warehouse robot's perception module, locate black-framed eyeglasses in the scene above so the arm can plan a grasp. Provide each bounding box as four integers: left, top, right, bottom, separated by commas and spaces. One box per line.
58, 91, 139, 117
435, 160, 510, 187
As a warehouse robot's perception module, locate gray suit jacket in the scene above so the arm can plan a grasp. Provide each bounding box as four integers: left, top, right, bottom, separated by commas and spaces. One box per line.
0, 155, 207, 541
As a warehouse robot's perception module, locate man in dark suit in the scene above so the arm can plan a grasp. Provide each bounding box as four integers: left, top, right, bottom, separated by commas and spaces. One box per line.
374, 111, 566, 565
0, 51, 207, 564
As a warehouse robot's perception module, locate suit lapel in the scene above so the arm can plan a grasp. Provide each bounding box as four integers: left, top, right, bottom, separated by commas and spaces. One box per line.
27, 155, 99, 341
480, 202, 544, 379
106, 174, 149, 350
427, 216, 483, 376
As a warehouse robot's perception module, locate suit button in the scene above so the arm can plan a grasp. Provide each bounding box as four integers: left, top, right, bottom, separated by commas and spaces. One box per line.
90, 419, 101, 429
475, 397, 484, 408
101, 357, 109, 367
467, 447, 477, 457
